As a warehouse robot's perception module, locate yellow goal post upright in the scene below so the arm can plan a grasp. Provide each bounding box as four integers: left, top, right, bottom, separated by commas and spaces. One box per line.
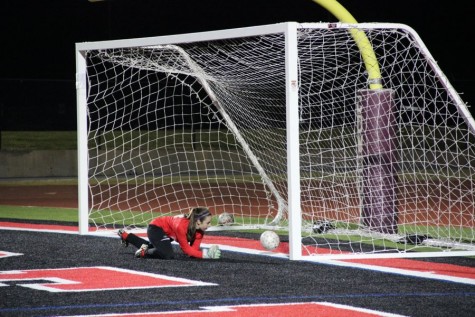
76, 22, 475, 260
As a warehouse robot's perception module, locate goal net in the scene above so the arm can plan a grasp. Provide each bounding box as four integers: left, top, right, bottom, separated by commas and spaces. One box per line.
76, 22, 475, 259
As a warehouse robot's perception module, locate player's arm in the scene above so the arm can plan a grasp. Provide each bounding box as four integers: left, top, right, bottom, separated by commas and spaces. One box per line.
176, 227, 220, 259
175, 226, 204, 258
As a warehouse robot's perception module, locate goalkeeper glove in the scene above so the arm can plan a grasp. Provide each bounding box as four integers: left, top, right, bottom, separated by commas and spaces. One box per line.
203, 245, 221, 259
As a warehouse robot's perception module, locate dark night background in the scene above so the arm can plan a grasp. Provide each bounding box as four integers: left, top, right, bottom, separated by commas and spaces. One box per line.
0, 0, 473, 131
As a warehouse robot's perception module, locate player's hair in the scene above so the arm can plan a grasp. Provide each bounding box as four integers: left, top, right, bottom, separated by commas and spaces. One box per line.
185, 207, 211, 245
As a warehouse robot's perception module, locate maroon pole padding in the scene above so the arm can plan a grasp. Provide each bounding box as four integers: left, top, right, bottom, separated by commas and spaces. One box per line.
359, 89, 398, 234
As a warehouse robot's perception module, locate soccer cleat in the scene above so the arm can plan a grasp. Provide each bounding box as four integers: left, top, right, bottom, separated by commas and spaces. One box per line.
135, 244, 149, 258
117, 229, 129, 247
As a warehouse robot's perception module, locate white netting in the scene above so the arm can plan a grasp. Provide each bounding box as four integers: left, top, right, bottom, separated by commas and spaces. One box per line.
297, 26, 475, 256
80, 23, 475, 257
86, 33, 288, 231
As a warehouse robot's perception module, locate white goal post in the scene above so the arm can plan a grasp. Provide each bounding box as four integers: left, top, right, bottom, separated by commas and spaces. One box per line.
76, 22, 475, 260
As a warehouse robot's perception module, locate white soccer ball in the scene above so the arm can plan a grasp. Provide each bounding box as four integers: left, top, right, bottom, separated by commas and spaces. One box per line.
260, 230, 280, 250
217, 212, 234, 226
312, 220, 335, 234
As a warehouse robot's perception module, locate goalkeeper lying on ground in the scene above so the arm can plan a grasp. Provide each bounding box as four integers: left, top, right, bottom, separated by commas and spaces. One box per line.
118, 207, 221, 260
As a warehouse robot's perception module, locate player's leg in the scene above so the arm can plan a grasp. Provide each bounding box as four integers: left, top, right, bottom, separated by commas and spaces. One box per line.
118, 230, 150, 249
146, 224, 175, 259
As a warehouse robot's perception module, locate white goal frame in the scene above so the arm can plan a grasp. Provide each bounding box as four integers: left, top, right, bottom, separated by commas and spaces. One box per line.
76, 22, 475, 260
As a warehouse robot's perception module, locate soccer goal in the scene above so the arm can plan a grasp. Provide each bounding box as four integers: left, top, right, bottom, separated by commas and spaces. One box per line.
76, 22, 475, 260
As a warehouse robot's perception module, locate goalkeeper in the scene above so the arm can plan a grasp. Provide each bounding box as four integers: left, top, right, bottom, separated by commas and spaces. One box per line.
118, 207, 221, 260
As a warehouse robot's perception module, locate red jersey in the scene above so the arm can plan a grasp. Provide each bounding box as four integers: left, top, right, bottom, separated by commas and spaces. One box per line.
150, 215, 204, 258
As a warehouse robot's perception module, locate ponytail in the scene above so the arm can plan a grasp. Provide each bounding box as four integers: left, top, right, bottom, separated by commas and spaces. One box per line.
185, 207, 211, 245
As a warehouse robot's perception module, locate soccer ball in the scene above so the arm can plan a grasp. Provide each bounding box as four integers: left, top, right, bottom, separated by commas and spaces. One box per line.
260, 230, 280, 250
312, 220, 335, 234
217, 212, 234, 226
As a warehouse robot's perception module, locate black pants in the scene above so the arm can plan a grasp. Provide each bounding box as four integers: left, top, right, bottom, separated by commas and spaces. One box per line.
125, 225, 175, 259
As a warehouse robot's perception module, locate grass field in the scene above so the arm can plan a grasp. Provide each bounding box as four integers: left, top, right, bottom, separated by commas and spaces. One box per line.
0, 131, 77, 151
0, 205, 77, 222
0, 130, 238, 151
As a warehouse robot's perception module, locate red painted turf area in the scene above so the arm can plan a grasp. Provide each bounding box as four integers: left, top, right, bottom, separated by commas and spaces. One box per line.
345, 258, 475, 280
0, 267, 208, 291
